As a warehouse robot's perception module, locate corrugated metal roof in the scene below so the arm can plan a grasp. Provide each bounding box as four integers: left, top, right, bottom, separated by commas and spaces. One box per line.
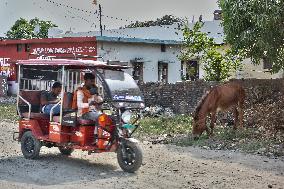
54, 20, 224, 45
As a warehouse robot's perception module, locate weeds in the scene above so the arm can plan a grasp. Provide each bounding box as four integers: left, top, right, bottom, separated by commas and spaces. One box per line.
0, 104, 18, 122
137, 115, 284, 157
0, 104, 282, 157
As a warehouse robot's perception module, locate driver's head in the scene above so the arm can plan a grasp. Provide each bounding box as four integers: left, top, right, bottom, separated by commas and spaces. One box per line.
52, 82, 62, 96
84, 73, 95, 88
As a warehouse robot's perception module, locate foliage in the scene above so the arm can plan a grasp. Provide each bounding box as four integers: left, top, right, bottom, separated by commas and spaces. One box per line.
219, 0, 284, 73
137, 114, 284, 156
6, 18, 57, 39
0, 104, 18, 122
137, 115, 192, 136
125, 15, 184, 28
180, 21, 243, 81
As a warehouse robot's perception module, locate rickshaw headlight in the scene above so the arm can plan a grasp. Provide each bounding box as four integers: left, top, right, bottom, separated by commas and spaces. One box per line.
121, 110, 132, 123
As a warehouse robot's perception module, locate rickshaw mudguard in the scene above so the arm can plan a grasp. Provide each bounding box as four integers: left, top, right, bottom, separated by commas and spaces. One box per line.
19, 119, 44, 139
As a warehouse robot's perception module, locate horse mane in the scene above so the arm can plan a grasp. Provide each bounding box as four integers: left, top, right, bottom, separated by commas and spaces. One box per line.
193, 89, 211, 120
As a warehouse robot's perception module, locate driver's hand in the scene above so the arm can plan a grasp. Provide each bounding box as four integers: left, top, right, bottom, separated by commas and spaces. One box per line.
89, 101, 95, 106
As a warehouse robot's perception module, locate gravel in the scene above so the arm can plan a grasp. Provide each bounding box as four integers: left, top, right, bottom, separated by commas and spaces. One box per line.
0, 121, 284, 189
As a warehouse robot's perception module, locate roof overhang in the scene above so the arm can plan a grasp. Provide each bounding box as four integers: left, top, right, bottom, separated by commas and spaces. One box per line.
16, 59, 130, 69
96, 36, 182, 45
158, 60, 175, 64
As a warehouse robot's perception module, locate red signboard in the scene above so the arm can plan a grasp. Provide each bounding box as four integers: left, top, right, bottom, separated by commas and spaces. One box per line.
0, 37, 97, 94
0, 37, 97, 81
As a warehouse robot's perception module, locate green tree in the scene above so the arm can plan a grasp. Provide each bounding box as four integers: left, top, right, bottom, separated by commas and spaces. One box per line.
180, 21, 243, 81
125, 15, 184, 28
219, 0, 284, 73
6, 18, 57, 39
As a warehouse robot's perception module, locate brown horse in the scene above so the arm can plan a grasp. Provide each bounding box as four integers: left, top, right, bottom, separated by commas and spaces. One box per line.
192, 82, 245, 139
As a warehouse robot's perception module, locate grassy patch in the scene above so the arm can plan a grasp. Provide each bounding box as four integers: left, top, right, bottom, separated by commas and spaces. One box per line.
137, 115, 192, 136
137, 115, 284, 157
0, 104, 282, 157
0, 104, 18, 122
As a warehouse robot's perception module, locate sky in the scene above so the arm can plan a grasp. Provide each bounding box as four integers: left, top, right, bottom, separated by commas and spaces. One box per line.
0, 0, 219, 37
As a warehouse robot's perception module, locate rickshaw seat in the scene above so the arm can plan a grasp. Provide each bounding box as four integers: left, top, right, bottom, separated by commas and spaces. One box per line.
62, 92, 73, 109
78, 118, 96, 126
52, 92, 95, 125
22, 112, 49, 119
52, 116, 96, 126
19, 90, 42, 113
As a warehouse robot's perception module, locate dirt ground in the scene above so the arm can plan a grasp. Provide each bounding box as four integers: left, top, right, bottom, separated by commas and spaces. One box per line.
0, 121, 284, 189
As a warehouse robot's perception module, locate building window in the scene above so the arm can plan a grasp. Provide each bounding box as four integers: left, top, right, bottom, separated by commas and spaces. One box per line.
158, 62, 168, 83
181, 60, 199, 81
25, 44, 30, 52
263, 57, 272, 70
132, 62, 144, 83
161, 44, 166, 52
17, 44, 23, 52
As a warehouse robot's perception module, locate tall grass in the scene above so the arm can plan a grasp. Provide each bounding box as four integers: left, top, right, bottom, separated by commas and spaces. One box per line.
0, 104, 18, 122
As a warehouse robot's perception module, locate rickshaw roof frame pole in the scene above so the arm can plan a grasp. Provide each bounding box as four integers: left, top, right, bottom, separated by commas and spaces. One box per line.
16, 65, 21, 117
60, 66, 65, 124
16, 65, 32, 119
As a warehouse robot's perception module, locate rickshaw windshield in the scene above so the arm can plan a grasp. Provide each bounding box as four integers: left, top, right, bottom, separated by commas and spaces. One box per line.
103, 70, 144, 102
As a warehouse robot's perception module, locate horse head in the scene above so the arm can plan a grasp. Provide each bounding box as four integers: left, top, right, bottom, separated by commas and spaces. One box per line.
192, 116, 206, 140
191, 91, 210, 140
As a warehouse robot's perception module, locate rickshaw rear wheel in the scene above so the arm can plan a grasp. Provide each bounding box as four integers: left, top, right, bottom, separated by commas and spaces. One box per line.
117, 140, 143, 173
58, 146, 74, 156
21, 131, 41, 159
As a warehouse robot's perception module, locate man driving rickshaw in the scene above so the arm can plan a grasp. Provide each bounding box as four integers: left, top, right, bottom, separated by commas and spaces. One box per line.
72, 73, 103, 121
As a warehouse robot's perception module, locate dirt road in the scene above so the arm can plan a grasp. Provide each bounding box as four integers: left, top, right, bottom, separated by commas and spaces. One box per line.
0, 121, 284, 189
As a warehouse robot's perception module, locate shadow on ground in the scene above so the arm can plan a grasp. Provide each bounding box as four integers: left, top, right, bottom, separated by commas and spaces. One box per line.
0, 153, 131, 186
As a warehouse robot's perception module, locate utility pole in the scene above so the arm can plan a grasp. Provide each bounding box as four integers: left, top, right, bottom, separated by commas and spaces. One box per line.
99, 4, 103, 36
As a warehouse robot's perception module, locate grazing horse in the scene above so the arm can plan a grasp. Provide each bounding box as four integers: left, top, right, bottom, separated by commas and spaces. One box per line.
192, 82, 245, 139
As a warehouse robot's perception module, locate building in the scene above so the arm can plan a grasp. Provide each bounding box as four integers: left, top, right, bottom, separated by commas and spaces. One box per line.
1, 12, 282, 94
57, 15, 282, 82
57, 19, 225, 83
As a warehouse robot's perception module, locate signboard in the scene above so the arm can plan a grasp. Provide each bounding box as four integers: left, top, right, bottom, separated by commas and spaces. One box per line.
0, 58, 16, 81
32, 46, 96, 55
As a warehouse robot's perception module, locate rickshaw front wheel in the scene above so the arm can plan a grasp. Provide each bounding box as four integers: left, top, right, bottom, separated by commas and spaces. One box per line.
117, 140, 143, 173
21, 131, 41, 159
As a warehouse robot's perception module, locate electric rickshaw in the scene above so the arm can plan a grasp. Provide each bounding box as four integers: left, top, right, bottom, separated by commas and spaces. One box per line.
13, 58, 144, 173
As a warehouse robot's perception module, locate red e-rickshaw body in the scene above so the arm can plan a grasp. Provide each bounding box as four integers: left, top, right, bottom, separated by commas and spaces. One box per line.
15, 58, 144, 172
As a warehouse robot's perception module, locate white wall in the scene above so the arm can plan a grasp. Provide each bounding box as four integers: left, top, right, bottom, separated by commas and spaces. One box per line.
97, 41, 182, 83
197, 58, 283, 80
238, 58, 283, 79
97, 41, 284, 82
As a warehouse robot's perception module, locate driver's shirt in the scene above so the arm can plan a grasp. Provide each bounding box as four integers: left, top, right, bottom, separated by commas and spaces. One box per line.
76, 90, 95, 117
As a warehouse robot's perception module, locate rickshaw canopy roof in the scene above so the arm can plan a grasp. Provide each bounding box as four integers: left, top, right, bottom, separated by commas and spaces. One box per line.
16, 59, 130, 69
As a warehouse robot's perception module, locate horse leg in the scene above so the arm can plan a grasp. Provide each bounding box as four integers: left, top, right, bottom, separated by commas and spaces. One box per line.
210, 112, 217, 135
233, 107, 239, 130
203, 116, 211, 137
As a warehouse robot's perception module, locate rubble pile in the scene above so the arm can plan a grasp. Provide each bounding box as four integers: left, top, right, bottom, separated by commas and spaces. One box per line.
0, 97, 16, 104
244, 94, 284, 134
142, 106, 175, 117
